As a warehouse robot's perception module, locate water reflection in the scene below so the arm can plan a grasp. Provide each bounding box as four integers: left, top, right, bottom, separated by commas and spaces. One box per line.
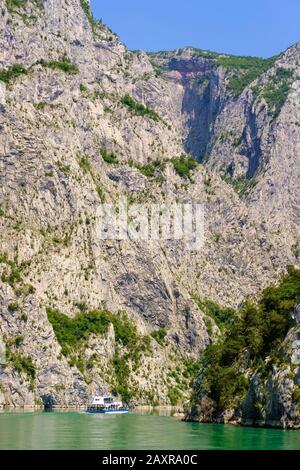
0, 411, 299, 450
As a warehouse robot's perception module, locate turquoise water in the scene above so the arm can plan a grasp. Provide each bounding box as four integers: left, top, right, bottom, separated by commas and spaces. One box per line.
0, 410, 300, 450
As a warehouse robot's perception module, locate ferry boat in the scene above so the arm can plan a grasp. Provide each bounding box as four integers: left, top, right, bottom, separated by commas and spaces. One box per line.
86, 394, 129, 414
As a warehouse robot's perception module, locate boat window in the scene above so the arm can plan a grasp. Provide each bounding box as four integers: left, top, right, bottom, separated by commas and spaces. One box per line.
104, 397, 113, 403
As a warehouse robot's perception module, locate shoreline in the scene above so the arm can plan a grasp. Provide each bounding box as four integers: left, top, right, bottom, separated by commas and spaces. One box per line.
1, 405, 299, 429
185, 416, 300, 431
0, 404, 184, 414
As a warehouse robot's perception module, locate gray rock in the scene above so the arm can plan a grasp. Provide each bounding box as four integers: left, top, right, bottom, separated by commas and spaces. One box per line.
0, 0, 299, 410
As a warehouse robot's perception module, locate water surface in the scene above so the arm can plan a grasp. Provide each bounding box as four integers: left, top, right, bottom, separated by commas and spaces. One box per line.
0, 410, 299, 450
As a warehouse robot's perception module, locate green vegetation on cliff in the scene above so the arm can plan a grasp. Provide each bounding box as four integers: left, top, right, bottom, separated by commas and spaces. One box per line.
4, 338, 36, 390
46, 308, 149, 358
6, 0, 43, 14
136, 159, 166, 179
171, 154, 198, 179
100, 148, 118, 164
185, 49, 278, 95
151, 328, 167, 346
121, 94, 161, 121
38, 57, 79, 75
80, 0, 105, 35
80, 0, 94, 27
216, 55, 277, 95
194, 267, 300, 411
0, 64, 27, 83
47, 308, 152, 401
252, 67, 294, 118
192, 296, 236, 330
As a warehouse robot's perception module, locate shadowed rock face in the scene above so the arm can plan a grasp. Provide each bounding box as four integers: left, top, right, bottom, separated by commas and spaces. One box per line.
0, 0, 299, 407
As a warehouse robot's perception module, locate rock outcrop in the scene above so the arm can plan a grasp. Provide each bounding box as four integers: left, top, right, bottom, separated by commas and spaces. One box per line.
187, 316, 300, 429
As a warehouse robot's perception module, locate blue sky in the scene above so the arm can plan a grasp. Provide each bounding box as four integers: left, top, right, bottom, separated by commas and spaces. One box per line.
91, 0, 300, 58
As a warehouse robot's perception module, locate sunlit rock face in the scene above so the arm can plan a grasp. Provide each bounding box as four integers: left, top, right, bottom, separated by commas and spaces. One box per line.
0, 0, 299, 407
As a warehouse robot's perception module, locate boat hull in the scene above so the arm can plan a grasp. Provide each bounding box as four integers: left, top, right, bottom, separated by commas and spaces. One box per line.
86, 409, 129, 414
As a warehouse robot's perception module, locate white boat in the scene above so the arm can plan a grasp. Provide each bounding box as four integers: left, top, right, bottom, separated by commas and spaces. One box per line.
86, 394, 129, 414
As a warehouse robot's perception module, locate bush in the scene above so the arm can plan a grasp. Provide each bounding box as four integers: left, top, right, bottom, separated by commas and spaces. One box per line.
112, 354, 132, 402
252, 67, 294, 119
151, 328, 167, 346
193, 296, 236, 330
171, 155, 198, 179
167, 386, 182, 406
263, 82, 291, 118
121, 94, 160, 121
8, 303, 19, 313
21, 312, 28, 322
0, 64, 27, 83
14, 336, 23, 348
292, 387, 300, 404
1, 262, 23, 287
6, 0, 27, 9
9, 352, 36, 382
56, 161, 70, 175
204, 366, 249, 410
38, 57, 79, 75
80, 83, 88, 93
149, 60, 168, 77
6, 0, 43, 12
100, 148, 118, 164
137, 160, 165, 178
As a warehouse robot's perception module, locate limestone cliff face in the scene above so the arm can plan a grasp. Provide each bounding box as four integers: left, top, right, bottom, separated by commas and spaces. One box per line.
187, 304, 300, 429
0, 1, 299, 408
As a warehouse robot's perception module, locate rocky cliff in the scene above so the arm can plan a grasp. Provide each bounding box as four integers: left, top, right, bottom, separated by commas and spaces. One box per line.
0, 0, 299, 414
